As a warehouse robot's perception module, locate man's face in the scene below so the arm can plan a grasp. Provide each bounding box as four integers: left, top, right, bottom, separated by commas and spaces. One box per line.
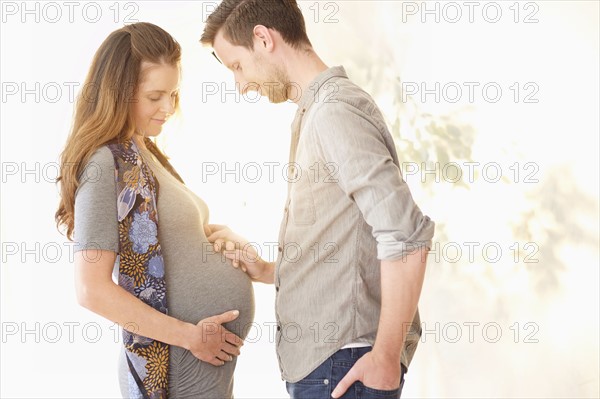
212, 29, 290, 103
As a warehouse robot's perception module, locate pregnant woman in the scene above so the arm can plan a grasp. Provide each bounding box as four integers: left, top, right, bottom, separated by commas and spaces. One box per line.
55, 22, 254, 398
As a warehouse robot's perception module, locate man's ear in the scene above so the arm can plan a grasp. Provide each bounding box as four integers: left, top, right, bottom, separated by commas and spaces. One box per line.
253, 25, 274, 51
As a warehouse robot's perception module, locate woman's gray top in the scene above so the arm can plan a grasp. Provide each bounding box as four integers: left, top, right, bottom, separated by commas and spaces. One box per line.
74, 145, 255, 398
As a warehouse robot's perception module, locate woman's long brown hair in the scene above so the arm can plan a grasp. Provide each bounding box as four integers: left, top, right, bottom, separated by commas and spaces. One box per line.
55, 22, 182, 240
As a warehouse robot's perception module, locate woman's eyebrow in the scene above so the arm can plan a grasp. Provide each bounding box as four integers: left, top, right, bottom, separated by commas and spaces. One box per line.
144, 88, 180, 94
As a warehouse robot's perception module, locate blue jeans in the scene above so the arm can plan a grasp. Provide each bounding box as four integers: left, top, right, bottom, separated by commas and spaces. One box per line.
286, 347, 406, 399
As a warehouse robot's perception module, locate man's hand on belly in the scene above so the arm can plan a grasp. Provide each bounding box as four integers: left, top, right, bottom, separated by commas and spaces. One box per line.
206, 224, 275, 284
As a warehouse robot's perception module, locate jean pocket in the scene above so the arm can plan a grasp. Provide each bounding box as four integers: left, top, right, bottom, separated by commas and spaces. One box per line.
357, 381, 401, 398
332, 360, 354, 368
287, 357, 333, 398
286, 379, 331, 399
293, 378, 330, 385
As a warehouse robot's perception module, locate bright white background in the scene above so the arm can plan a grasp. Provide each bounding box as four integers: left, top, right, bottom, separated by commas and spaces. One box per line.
1, 1, 598, 398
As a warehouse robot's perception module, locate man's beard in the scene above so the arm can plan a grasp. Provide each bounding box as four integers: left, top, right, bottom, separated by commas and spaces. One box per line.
255, 57, 291, 104
261, 80, 288, 103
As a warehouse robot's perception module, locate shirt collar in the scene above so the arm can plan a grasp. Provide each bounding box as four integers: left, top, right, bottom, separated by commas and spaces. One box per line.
296, 65, 348, 114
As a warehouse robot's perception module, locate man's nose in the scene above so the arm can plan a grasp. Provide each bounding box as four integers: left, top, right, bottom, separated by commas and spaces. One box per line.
235, 77, 248, 94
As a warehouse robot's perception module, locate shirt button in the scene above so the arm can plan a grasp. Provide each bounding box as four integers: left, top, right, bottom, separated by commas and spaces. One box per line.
323, 379, 329, 385
275, 286, 279, 292
278, 246, 283, 253
277, 325, 281, 331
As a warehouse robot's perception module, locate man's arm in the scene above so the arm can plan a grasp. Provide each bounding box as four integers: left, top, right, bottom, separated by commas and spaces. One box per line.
310, 102, 434, 396
332, 247, 428, 397
206, 224, 275, 284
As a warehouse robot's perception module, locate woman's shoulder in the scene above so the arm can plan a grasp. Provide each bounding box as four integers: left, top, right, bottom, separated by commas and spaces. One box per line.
78, 145, 116, 188
88, 145, 115, 167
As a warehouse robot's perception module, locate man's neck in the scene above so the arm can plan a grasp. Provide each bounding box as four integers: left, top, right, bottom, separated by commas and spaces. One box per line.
284, 49, 329, 104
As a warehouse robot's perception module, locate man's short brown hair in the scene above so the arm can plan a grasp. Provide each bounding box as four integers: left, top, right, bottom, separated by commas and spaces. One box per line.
200, 0, 311, 50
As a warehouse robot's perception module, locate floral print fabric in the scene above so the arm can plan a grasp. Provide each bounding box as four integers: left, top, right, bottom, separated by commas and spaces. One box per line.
108, 139, 169, 399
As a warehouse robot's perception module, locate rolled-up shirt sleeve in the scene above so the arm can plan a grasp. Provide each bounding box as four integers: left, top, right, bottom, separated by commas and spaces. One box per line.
312, 101, 435, 261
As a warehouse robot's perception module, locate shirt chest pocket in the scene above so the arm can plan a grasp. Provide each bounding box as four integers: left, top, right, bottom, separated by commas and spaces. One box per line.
290, 169, 316, 226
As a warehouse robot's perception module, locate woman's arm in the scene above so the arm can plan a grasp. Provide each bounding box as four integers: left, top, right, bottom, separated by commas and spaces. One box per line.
74, 249, 244, 366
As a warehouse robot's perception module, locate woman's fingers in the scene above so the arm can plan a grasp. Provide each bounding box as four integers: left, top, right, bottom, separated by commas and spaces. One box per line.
207, 356, 225, 367
221, 342, 241, 357
223, 330, 245, 347
215, 351, 233, 362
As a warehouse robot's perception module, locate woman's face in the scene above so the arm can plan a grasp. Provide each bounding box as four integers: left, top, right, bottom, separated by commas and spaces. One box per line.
132, 62, 180, 137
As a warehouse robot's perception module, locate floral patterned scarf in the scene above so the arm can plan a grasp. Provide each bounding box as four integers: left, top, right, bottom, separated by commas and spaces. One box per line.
108, 139, 170, 398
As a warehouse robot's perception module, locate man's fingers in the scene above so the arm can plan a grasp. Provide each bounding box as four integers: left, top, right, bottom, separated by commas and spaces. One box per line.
207, 224, 227, 233
331, 369, 359, 398
223, 250, 242, 268
213, 238, 225, 252
214, 240, 242, 254
224, 248, 257, 263
207, 224, 229, 243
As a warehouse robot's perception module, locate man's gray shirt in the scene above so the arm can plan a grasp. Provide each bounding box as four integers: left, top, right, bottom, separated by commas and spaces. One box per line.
274, 66, 435, 382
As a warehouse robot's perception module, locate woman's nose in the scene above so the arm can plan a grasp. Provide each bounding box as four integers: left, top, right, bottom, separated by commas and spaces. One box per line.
161, 98, 175, 114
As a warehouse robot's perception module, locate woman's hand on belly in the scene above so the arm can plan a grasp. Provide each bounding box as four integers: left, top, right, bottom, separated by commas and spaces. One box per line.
183, 310, 244, 367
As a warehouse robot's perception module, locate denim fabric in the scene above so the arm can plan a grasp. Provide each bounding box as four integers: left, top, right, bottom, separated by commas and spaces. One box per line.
286, 347, 406, 399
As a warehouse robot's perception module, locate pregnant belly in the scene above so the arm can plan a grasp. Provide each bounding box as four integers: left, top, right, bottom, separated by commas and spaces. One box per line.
164, 249, 255, 340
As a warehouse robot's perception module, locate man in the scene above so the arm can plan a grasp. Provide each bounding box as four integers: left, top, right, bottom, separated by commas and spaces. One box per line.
201, 1, 435, 398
